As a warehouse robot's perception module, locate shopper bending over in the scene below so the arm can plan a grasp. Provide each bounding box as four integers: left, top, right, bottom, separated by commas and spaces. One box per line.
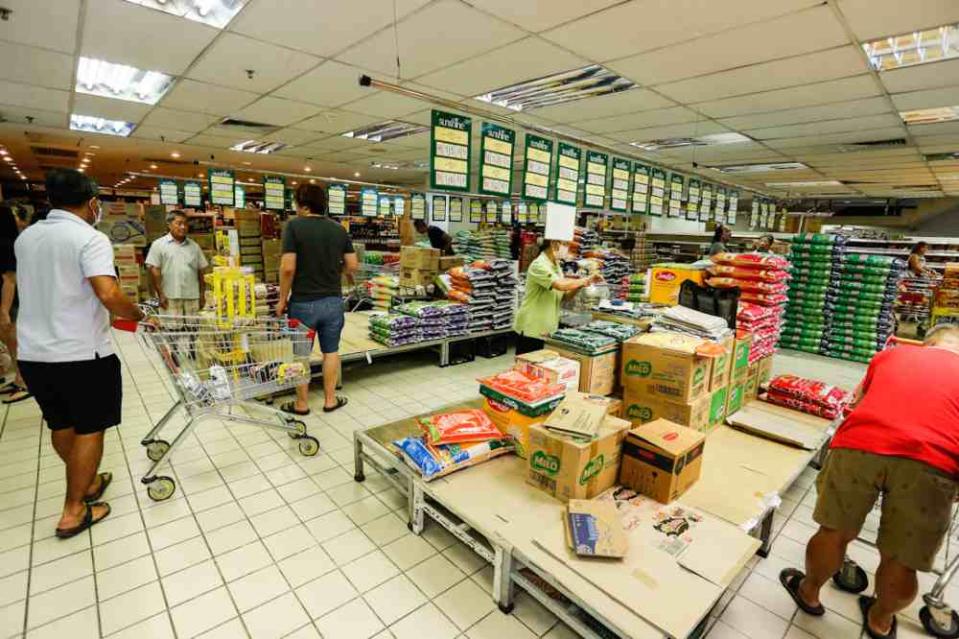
708, 224, 731, 256
413, 218, 453, 255
145, 210, 208, 315
514, 238, 599, 354
780, 324, 959, 639
277, 183, 358, 415
0, 204, 29, 403
16, 169, 145, 538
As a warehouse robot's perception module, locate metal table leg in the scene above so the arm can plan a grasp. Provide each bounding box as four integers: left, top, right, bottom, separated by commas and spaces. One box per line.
493, 544, 515, 613
439, 341, 450, 367
353, 432, 366, 482
408, 480, 425, 534
756, 510, 774, 558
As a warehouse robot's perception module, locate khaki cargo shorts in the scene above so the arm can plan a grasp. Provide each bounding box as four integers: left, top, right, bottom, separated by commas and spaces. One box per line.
814, 448, 958, 571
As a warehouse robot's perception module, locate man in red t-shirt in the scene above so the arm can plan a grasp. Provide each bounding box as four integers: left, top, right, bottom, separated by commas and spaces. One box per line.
781, 325, 959, 639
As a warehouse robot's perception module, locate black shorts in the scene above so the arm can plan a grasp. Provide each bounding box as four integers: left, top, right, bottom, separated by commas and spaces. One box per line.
19, 355, 122, 434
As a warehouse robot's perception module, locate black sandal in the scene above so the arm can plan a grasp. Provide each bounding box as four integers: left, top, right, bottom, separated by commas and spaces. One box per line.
281, 401, 310, 416
859, 595, 897, 639
2, 385, 32, 404
55, 502, 111, 539
84, 472, 112, 504
323, 396, 348, 413
779, 568, 825, 616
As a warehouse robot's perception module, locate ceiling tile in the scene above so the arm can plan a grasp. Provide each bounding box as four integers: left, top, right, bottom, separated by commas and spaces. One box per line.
82, 0, 218, 75
578, 106, 706, 134
130, 126, 197, 143
0, 81, 70, 113
465, 0, 621, 32
908, 121, 959, 137
622, 121, 731, 143
72, 94, 152, 123
414, 37, 587, 97
747, 113, 904, 139
272, 61, 373, 107
0, 0, 80, 53
530, 89, 675, 123
336, 0, 524, 78
763, 126, 908, 149
696, 75, 881, 118
657, 46, 868, 104
837, 0, 959, 41
0, 41, 73, 91
297, 110, 381, 134
269, 128, 326, 145
160, 79, 259, 115
304, 136, 376, 152
541, 0, 822, 62
187, 33, 321, 93
339, 91, 426, 119
139, 108, 221, 133
0, 106, 67, 128
890, 86, 959, 111
230, 96, 321, 126
184, 133, 249, 148
229, 0, 430, 57
880, 59, 959, 94
717, 97, 892, 130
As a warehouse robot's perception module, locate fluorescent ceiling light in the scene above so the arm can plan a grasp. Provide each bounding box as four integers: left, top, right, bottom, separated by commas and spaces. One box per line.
69, 114, 134, 137
925, 152, 959, 161
122, 0, 246, 29
862, 23, 959, 71
76, 57, 173, 105
370, 161, 400, 170
900, 105, 959, 125
764, 180, 844, 188
342, 121, 427, 142
711, 161, 808, 173
229, 140, 287, 154
630, 132, 751, 151
475, 65, 635, 112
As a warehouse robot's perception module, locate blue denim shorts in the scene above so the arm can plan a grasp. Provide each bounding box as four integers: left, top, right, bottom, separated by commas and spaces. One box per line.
288, 296, 345, 354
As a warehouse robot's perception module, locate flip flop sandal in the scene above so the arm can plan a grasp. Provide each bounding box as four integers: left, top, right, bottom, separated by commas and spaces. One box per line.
779, 568, 825, 616
323, 396, 349, 413
0, 382, 18, 394
55, 502, 111, 539
3, 387, 32, 404
84, 472, 112, 504
859, 595, 897, 639
281, 401, 310, 416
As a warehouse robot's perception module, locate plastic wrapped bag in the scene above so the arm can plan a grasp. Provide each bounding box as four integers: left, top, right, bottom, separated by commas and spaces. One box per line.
394, 436, 513, 480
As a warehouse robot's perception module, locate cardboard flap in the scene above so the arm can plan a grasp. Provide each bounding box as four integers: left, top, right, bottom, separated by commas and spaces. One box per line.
726, 402, 828, 450
628, 419, 705, 457
631, 332, 705, 355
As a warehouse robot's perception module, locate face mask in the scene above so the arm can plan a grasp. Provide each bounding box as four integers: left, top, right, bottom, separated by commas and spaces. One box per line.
91, 201, 103, 226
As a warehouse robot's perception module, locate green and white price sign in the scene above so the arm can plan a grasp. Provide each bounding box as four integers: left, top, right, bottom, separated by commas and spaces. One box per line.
667, 174, 684, 218
553, 142, 581, 205
632, 164, 650, 215
469, 198, 482, 223
501, 200, 512, 225
479, 122, 514, 196
159, 180, 179, 206
714, 187, 727, 223
516, 201, 528, 224
749, 198, 760, 229
449, 196, 464, 222
430, 109, 471, 192
699, 183, 714, 222
482, 200, 497, 224
208, 168, 234, 206
584, 150, 608, 209
328, 184, 347, 215
377, 194, 391, 217
361, 187, 378, 217
610, 158, 631, 212
394, 195, 405, 218
410, 193, 426, 220
183, 181, 202, 208
264, 176, 285, 211
522, 134, 553, 202
686, 179, 701, 221
727, 190, 739, 225
432, 194, 448, 222
234, 185, 245, 209
649, 168, 666, 216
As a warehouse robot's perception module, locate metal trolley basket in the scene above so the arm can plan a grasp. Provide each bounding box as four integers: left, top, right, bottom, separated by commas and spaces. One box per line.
117, 312, 321, 502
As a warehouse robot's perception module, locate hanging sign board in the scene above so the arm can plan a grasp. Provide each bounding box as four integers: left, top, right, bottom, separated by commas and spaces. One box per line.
584, 150, 608, 209
554, 142, 581, 205
183, 181, 202, 208
377, 194, 391, 217
749, 198, 760, 229
501, 200, 513, 225
699, 183, 714, 222
479, 122, 514, 196
448, 196, 463, 222
714, 187, 727, 223
516, 201, 528, 224
432, 194, 448, 222
410, 193, 426, 220
234, 185, 245, 209
208, 169, 234, 206
159, 180, 179, 206
610, 158, 631, 212
327, 184, 347, 215
361, 187, 378, 217
727, 190, 739, 225
667, 174, 684, 217
469, 198, 482, 223
483, 200, 498, 224
263, 176, 285, 211
393, 195, 405, 218
686, 179, 701, 221
632, 164, 650, 215
649, 168, 666, 216
522, 133, 553, 202
430, 109, 471, 192
536, 202, 546, 225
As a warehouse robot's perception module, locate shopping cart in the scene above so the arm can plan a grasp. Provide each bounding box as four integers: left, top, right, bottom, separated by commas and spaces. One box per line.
116, 312, 320, 502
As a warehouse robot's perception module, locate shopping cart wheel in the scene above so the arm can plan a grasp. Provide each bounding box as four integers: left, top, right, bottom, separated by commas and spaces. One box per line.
146, 476, 176, 502
287, 420, 307, 439
298, 436, 320, 457
920, 605, 959, 638
145, 440, 171, 463
832, 559, 869, 593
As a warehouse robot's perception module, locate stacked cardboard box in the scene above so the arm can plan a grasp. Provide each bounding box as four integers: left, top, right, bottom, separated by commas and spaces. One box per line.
262, 239, 282, 284
143, 205, 167, 242
187, 214, 216, 265
235, 210, 264, 279
400, 246, 440, 287
114, 244, 140, 302
619, 419, 705, 503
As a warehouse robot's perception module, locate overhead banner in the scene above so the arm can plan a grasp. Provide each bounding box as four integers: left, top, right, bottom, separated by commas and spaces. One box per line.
234, 185, 245, 209
501, 200, 513, 225
394, 195, 405, 218
479, 122, 514, 196
483, 200, 497, 224
208, 169, 234, 207
377, 194, 391, 217
522, 134, 553, 202
450, 196, 464, 222
159, 180, 179, 206
430, 109, 471, 192
328, 183, 347, 215
554, 142, 581, 205
516, 201, 528, 224
632, 164, 650, 215
432, 194, 448, 222
728, 190, 739, 225
750, 198, 760, 229
584, 150, 608, 209
649, 168, 666, 216
686, 179, 701, 221
610, 158, 631, 212
699, 183, 714, 222
360, 187, 378, 217
667, 174, 684, 217
714, 187, 727, 223
183, 181, 202, 208
469, 198, 482, 223
264, 176, 285, 211
410, 192, 426, 220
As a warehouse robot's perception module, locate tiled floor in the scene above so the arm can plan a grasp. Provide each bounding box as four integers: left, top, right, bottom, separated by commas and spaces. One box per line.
0, 332, 954, 639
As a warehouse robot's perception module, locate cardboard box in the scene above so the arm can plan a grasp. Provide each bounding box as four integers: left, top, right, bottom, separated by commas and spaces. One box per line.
439, 255, 464, 271
725, 380, 746, 416
619, 419, 705, 503
527, 416, 631, 502
261, 239, 282, 257
544, 393, 609, 439
400, 267, 437, 287
623, 387, 726, 433
621, 333, 712, 402
400, 246, 440, 270
550, 346, 618, 396
583, 394, 623, 419
565, 500, 627, 558
756, 355, 774, 385
481, 395, 547, 460
515, 350, 580, 394
731, 331, 752, 383
648, 264, 706, 305
112, 244, 138, 260
744, 369, 760, 401
709, 335, 734, 392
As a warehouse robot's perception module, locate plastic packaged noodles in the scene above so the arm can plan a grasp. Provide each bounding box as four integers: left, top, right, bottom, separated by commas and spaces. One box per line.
762, 374, 850, 419
394, 437, 513, 480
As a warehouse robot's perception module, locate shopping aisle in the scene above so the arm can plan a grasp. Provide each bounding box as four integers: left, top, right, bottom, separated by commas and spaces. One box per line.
0, 332, 945, 639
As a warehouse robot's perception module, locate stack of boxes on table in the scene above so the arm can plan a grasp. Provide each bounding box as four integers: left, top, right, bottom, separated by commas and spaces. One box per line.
399, 246, 458, 288
114, 244, 141, 302
235, 209, 264, 280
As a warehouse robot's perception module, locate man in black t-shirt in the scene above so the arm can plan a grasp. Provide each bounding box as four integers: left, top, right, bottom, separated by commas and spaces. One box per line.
413, 219, 453, 255
277, 184, 358, 415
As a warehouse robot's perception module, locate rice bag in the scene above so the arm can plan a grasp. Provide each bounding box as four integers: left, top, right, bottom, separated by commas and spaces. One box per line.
394, 436, 514, 480
478, 369, 565, 404
708, 264, 790, 282
765, 374, 850, 415
417, 409, 502, 445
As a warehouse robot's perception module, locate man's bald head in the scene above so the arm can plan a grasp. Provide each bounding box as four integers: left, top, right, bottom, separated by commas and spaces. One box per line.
925, 325, 959, 352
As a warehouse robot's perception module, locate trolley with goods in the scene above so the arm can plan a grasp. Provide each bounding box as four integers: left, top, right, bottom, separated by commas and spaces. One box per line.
115, 311, 320, 502
895, 274, 939, 337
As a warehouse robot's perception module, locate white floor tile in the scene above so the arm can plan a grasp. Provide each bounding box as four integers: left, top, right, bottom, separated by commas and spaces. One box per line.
304, 510, 355, 543
390, 603, 458, 639
718, 595, 791, 639
512, 591, 558, 636
215, 540, 275, 582
204, 520, 257, 556
382, 534, 436, 571
25, 605, 99, 639
227, 564, 290, 612
792, 607, 863, 639
362, 513, 409, 547
98, 581, 167, 636
363, 575, 427, 626
433, 579, 495, 631
465, 610, 537, 639
104, 611, 174, 639
170, 586, 238, 638
322, 528, 376, 566
342, 496, 391, 526
737, 571, 798, 621
242, 592, 311, 639
315, 597, 385, 639
161, 559, 224, 607
296, 569, 358, 619
97, 554, 159, 601
27, 575, 96, 630
405, 553, 465, 598
263, 524, 316, 562
342, 550, 400, 593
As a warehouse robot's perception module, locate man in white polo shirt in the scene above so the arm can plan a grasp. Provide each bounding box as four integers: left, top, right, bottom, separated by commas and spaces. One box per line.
145, 210, 208, 315
16, 169, 145, 538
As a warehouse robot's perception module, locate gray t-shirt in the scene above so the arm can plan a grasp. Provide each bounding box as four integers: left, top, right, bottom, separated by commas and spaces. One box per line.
708, 241, 726, 257
281, 215, 355, 301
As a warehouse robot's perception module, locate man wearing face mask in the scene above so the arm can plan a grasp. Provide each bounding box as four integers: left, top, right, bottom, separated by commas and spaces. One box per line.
15, 169, 145, 538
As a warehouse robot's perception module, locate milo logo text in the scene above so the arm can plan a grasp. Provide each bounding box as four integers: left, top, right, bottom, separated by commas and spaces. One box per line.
579, 454, 605, 485
693, 367, 705, 384
625, 360, 652, 377
531, 451, 560, 476
626, 404, 653, 422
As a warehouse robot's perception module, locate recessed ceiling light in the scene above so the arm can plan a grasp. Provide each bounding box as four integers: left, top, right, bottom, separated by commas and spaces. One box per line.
170, 151, 180, 159
230, 140, 287, 154
122, 0, 247, 29
0, 149, 8, 156
631, 132, 751, 151
342, 121, 428, 142
89, 145, 100, 149
242, 161, 252, 166
309, 179, 316, 184
353, 172, 361, 177
70, 114, 134, 137
150, 164, 158, 169
197, 172, 204, 177
370, 161, 400, 170
2, 157, 12, 163
76, 57, 173, 105
765, 180, 844, 188
291, 181, 298, 185
711, 161, 808, 174
475, 64, 635, 112
78, 167, 85, 173
863, 23, 959, 71
304, 166, 312, 172
900, 106, 959, 125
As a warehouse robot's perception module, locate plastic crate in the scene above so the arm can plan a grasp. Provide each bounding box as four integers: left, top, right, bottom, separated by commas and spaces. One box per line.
475, 334, 509, 359
441, 338, 475, 367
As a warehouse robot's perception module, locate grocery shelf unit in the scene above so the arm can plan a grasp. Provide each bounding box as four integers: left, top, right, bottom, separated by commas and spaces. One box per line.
645, 232, 793, 264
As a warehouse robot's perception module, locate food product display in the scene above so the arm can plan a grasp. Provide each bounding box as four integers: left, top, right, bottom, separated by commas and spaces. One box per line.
762, 374, 850, 419
446, 259, 516, 333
